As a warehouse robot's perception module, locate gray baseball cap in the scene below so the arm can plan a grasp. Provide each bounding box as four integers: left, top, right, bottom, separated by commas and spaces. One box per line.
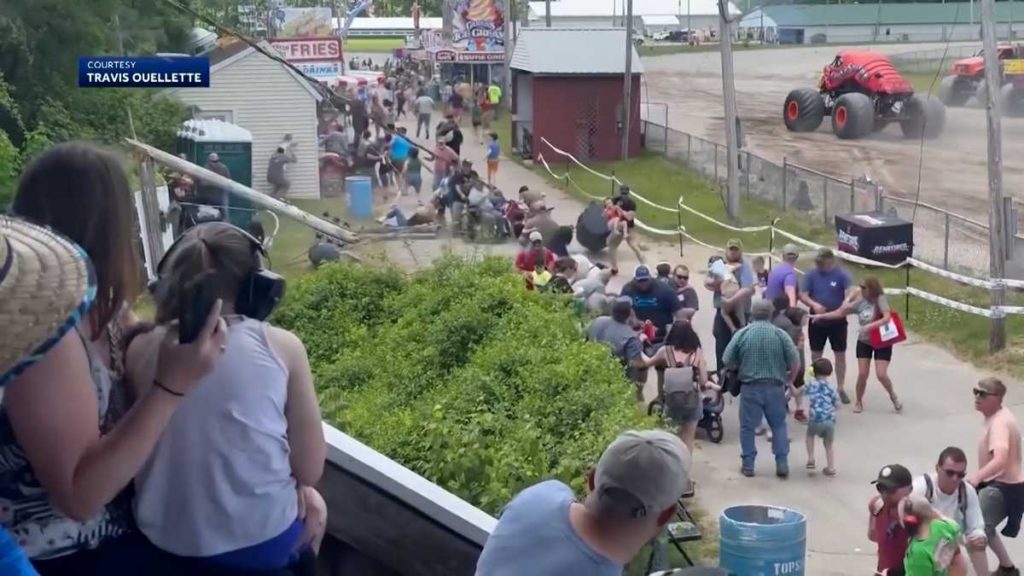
782, 243, 800, 257
593, 430, 690, 519
751, 298, 774, 321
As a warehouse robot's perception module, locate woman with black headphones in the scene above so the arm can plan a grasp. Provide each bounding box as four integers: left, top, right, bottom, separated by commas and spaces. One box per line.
125, 222, 326, 575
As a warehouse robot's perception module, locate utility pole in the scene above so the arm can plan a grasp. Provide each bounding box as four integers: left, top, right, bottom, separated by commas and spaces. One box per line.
545, 0, 551, 26
718, 0, 741, 219
622, 0, 634, 160
980, 0, 1008, 352
687, 0, 692, 44
522, 0, 530, 28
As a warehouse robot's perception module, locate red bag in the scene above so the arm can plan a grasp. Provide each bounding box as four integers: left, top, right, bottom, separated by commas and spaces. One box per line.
868, 311, 907, 349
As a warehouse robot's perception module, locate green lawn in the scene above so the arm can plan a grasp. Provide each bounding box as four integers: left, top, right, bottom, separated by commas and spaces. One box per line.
903, 70, 945, 96
343, 37, 405, 53
507, 136, 1024, 377
260, 198, 352, 281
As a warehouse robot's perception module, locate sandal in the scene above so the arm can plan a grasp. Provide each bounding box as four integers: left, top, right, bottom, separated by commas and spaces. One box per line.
853, 402, 864, 414
891, 395, 903, 413
806, 460, 816, 470
680, 480, 696, 499
823, 467, 837, 477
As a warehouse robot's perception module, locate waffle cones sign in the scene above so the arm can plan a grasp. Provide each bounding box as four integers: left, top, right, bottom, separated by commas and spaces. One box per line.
448, 0, 505, 56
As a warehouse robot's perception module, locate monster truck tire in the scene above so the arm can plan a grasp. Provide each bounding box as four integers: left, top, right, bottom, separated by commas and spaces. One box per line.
783, 88, 825, 132
975, 79, 990, 108
901, 96, 946, 139
1000, 83, 1024, 117
938, 75, 970, 107
831, 93, 874, 140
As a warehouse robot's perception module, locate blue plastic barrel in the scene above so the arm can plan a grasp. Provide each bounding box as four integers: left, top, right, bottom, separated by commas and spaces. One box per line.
719, 505, 806, 576
346, 176, 373, 220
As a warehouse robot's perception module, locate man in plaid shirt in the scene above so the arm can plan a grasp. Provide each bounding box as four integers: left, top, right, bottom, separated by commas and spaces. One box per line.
723, 299, 801, 479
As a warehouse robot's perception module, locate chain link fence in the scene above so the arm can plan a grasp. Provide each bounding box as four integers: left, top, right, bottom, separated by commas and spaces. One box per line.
640, 118, 1004, 274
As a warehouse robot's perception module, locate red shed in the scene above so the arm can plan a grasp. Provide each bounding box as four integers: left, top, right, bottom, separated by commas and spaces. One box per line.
510, 28, 644, 163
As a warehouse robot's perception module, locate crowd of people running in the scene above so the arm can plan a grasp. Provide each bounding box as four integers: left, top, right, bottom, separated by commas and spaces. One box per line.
492, 195, 1023, 575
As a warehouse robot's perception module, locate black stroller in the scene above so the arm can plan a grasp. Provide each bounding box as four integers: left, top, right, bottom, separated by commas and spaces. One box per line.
647, 369, 725, 444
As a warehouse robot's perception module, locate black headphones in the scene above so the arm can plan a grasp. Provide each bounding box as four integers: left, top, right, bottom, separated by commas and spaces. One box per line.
151, 222, 285, 321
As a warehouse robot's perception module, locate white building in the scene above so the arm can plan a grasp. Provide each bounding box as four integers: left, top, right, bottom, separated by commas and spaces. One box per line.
739, 3, 1019, 45
167, 41, 324, 199
527, 0, 740, 34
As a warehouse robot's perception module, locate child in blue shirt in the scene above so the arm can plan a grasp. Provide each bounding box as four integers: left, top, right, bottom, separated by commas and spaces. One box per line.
486, 132, 501, 186
805, 357, 839, 477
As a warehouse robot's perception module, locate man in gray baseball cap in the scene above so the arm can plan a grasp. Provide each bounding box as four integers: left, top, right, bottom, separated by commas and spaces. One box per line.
476, 430, 690, 575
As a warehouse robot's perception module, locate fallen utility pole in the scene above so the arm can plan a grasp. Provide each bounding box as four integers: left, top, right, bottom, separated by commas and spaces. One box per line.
126, 138, 360, 244
622, 0, 635, 160
979, 0, 1008, 352
718, 0, 741, 220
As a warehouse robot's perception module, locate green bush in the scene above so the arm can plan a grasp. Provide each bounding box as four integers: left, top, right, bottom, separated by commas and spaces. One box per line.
274, 256, 652, 514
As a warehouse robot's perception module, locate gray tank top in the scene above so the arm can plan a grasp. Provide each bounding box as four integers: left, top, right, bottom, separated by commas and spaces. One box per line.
133, 318, 297, 557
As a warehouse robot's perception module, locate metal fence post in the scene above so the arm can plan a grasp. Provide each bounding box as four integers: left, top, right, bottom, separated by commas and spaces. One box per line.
745, 151, 751, 199
849, 178, 856, 213
782, 157, 788, 211
687, 133, 692, 167
822, 176, 829, 224
610, 170, 616, 196
663, 127, 668, 154
677, 197, 684, 257
714, 144, 719, 182
943, 212, 951, 270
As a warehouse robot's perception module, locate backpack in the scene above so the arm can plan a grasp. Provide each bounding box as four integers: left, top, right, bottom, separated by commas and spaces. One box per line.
663, 349, 701, 416
923, 473, 968, 522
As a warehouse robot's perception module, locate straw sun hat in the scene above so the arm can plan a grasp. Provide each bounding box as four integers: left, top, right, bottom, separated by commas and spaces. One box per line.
0, 215, 96, 387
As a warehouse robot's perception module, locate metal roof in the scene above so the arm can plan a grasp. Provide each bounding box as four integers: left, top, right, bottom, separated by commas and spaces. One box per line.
642, 15, 683, 26
511, 28, 644, 75
528, 0, 740, 19
747, 2, 1018, 27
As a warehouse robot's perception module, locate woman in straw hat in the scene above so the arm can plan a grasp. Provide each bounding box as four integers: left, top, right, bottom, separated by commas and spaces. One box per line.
1, 144, 228, 574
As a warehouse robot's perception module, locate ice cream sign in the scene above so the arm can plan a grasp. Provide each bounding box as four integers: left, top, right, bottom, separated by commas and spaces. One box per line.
449, 0, 505, 53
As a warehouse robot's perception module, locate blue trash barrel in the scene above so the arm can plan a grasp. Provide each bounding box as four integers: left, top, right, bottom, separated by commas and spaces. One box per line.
346, 175, 373, 220
719, 505, 806, 576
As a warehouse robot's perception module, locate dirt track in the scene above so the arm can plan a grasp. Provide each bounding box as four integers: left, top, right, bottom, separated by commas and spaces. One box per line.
643, 43, 1024, 226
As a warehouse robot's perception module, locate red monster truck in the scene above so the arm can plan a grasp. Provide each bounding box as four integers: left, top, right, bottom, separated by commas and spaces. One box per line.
784, 51, 945, 140
939, 44, 1024, 107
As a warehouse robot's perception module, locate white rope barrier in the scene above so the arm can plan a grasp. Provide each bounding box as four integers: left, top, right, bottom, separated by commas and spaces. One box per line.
539, 137, 677, 213
535, 137, 1024, 317
676, 199, 773, 233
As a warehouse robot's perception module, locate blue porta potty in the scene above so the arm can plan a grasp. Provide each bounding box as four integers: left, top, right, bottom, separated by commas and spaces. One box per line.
719, 505, 806, 576
346, 175, 373, 220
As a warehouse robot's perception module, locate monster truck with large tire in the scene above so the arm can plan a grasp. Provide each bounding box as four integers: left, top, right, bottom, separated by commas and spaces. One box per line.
938, 44, 1024, 107
784, 51, 945, 140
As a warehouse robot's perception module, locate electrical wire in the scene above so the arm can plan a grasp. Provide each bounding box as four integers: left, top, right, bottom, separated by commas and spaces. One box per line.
910, 1, 961, 223
158, 0, 437, 159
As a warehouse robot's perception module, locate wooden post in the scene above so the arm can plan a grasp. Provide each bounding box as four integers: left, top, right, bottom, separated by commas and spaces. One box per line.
127, 139, 359, 244
138, 158, 165, 279
980, 0, 1008, 352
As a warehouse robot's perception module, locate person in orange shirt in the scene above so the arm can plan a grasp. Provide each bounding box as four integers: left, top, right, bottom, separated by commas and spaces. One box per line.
968, 377, 1024, 576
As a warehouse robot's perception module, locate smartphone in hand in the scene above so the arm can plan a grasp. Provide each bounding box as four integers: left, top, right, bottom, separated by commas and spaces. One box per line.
178, 271, 220, 344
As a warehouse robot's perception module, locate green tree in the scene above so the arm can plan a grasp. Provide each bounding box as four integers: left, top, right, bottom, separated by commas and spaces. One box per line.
0, 0, 191, 151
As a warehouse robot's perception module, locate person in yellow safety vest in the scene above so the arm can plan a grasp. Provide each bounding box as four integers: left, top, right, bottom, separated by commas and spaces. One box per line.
487, 83, 502, 119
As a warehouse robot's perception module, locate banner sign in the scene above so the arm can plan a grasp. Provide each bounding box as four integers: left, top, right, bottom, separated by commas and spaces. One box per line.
272, 7, 334, 38
78, 56, 210, 88
433, 49, 504, 63
295, 61, 343, 79
447, 0, 506, 55
270, 38, 342, 62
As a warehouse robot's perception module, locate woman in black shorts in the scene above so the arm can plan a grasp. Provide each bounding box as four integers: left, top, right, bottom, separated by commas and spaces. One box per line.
809, 276, 901, 415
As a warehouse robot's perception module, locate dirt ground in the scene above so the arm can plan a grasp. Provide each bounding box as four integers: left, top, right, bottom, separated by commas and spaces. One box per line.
642, 42, 1024, 226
